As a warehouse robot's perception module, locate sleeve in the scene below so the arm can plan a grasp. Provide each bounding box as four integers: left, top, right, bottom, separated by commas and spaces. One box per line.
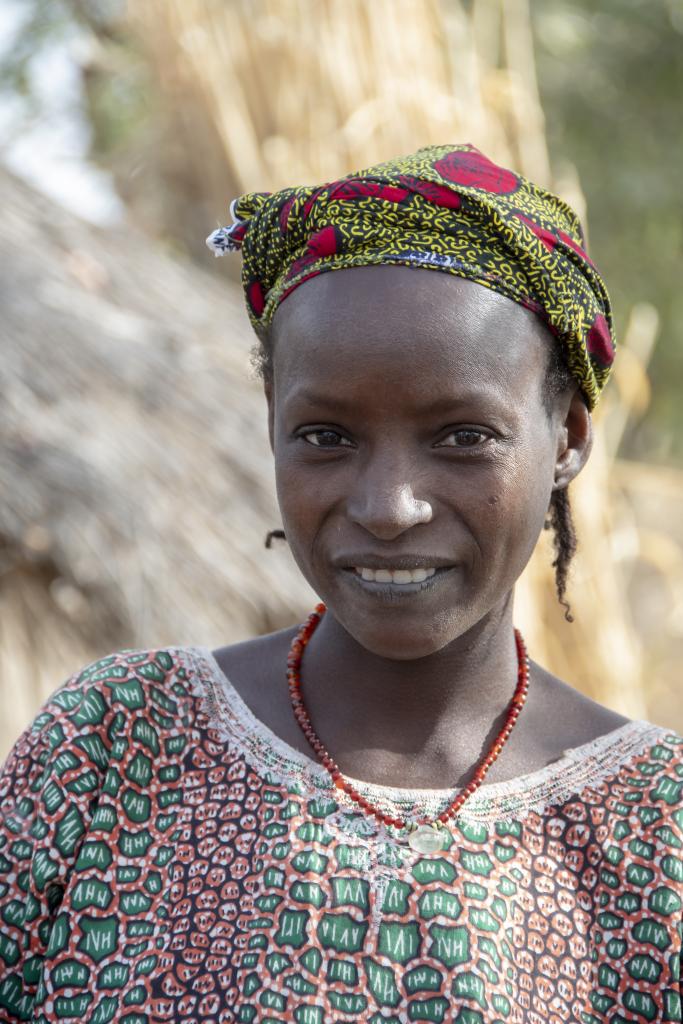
0, 670, 113, 1021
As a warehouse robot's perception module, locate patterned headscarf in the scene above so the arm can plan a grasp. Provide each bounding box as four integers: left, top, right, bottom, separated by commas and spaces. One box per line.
207, 144, 615, 408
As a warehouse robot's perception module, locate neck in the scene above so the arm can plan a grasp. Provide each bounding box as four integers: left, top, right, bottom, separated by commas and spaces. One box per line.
298, 596, 521, 782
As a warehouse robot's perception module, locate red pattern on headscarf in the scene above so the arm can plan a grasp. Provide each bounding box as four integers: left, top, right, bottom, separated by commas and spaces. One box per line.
210, 143, 616, 407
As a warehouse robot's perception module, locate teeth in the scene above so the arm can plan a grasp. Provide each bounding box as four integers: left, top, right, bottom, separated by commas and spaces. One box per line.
355, 567, 437, 584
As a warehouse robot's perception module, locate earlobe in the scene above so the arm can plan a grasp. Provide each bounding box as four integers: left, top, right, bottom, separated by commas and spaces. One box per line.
553, 391, 593, 490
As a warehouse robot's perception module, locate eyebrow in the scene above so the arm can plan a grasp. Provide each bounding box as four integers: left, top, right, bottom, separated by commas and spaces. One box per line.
285, 386, 504, 416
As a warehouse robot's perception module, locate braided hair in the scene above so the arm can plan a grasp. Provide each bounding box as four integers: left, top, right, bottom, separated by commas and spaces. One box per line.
542, 340, 579, 621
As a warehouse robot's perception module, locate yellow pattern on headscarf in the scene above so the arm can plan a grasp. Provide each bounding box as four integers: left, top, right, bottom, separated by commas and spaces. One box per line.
207, 144, 615, 408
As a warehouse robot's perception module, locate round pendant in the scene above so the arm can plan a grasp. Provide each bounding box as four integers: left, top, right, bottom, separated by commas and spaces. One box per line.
407, 825, 447, 854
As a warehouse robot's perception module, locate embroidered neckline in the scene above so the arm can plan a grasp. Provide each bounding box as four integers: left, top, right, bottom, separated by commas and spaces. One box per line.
179, 644, 668, 823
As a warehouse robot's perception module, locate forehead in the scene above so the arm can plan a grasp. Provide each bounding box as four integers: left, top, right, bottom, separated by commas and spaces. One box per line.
270, 265, 551, 397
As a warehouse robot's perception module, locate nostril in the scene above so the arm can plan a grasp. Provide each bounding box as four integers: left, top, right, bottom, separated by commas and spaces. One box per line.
348, 492, 434, 539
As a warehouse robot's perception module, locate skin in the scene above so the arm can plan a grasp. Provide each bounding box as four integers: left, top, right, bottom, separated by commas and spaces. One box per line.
214, 265, 629, 790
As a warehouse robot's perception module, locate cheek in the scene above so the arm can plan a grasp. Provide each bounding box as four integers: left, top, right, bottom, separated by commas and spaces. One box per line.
477, 452, 554, 559
447, 448, 554, 578
273, 451, 336, 560
275, 449, 318, 511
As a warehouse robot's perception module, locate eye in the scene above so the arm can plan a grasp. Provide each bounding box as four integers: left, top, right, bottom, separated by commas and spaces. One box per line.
300, 429, 353, 448
436, 428, 490, 448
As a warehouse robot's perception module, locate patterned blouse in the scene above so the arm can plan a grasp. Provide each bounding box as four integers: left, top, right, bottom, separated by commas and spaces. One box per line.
0, 646, 681, 1024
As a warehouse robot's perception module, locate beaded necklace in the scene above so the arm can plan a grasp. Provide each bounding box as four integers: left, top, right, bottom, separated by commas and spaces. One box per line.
287, 602, 530, 853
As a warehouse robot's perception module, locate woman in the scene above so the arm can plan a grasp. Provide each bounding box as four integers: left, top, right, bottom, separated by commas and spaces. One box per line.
1, 145, 680, 1023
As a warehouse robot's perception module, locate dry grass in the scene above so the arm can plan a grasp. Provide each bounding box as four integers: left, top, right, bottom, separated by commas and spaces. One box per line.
130, 0, 551, 205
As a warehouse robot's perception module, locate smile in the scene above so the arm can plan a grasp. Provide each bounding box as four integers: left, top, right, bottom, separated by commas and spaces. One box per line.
354, 566, 437, 584
342, 565, 455, 597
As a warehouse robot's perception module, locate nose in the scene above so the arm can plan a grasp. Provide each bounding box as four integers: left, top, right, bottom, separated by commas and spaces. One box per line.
347, 457, 433, 540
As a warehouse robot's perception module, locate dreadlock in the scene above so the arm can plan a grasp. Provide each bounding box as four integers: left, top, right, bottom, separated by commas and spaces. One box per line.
542, 339, 580, 620
545, 488, 577, 622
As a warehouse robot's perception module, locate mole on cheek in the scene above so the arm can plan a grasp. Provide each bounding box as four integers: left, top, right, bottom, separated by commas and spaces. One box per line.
487, 496, 499, 506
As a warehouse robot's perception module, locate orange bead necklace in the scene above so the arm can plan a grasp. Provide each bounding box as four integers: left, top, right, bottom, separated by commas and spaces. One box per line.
287, 602, 530, 851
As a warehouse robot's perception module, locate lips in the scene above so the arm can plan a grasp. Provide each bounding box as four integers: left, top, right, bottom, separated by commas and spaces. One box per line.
340, 565, 456, 597
334, 555, 457, 594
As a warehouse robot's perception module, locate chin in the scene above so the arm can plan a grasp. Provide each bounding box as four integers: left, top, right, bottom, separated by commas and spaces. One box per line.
335, 605, 470, 661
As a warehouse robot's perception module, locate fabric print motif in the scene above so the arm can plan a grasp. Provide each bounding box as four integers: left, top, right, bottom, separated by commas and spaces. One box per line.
0, 650, 195, 1022
194, 647, 683, 1024
230, 808, 525, 1023
152, 743, 267, 1021
0, 644, 681, 1024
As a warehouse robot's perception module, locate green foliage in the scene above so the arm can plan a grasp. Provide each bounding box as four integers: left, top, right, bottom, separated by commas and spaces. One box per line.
0, 1, 72, 106
0, 0, 152, 165
532, 0, 683, 462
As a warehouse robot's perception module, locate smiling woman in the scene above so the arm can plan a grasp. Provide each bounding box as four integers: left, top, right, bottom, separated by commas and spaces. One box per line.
266, 268, 582, 662
0, 145, 681, 1023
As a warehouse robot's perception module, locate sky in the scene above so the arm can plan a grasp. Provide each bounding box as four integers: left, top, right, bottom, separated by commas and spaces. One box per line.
0, 0, 123, 224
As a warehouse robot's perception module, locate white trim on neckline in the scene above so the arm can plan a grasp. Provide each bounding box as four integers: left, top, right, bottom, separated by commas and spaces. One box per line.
179, 644, 670, 824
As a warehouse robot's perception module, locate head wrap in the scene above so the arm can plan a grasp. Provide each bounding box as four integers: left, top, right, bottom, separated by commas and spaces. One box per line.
207, 143, 615, 408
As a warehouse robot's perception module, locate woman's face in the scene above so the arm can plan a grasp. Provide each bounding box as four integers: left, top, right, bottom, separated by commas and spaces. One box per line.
267, 265, 588, 659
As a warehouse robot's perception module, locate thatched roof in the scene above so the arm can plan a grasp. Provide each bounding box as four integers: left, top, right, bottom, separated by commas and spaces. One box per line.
0, 167, 315, 753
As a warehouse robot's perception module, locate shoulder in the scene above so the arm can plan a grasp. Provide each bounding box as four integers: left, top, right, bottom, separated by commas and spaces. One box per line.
1, 646, 198, 786
211, 624, 298, 679
208, 625, 313, 758
594, 727, 683, 977
610, 724, 683, 845
0, 646, 203, 1007
36, 644, 195, 725
632, 723, 683, 781
633, 725, 683, 807
210, 624, 299, 725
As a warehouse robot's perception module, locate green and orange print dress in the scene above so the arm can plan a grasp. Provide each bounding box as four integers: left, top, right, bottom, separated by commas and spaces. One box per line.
0, 646, 681, 1023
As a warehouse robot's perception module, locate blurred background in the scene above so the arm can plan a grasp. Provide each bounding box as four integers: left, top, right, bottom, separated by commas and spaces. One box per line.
0, 0, 681, 758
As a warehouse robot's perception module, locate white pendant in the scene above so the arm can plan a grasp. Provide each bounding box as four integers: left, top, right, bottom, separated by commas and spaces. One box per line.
407, 824, 447, 854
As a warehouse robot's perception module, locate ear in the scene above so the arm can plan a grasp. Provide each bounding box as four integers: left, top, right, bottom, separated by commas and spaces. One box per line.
263, 377, 275, 454
553, 389, 593, 490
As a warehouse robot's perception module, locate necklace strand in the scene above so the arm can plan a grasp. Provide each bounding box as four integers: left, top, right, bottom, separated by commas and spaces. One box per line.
287, 602, 530, 833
